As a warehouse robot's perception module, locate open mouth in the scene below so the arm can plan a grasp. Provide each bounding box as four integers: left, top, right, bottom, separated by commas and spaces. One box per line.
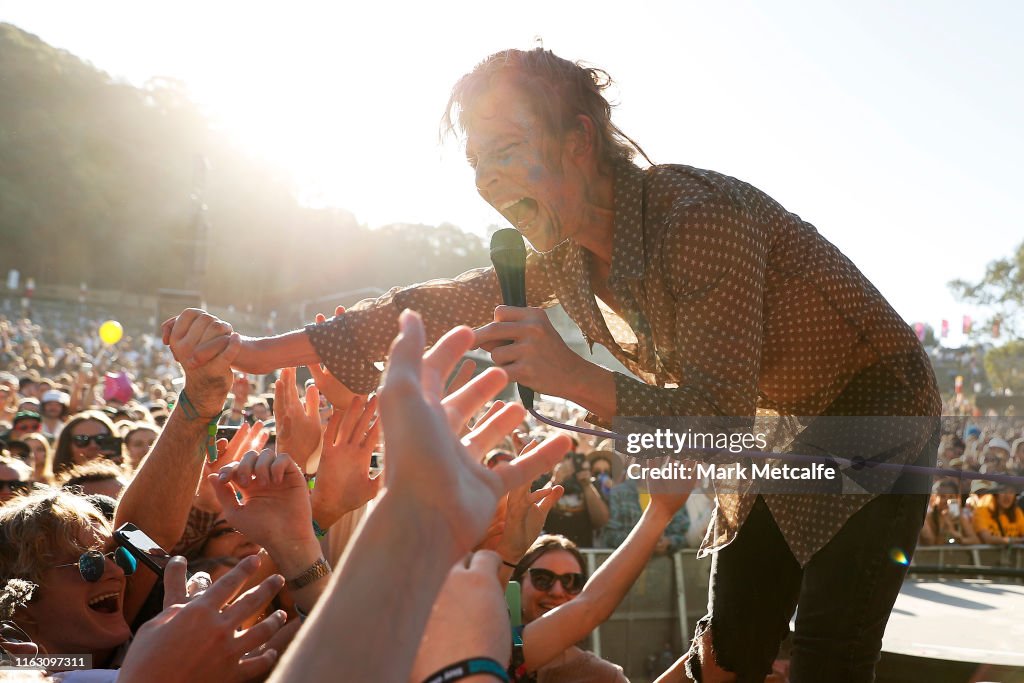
87, 592, 120, 614
497, 197, 538, 229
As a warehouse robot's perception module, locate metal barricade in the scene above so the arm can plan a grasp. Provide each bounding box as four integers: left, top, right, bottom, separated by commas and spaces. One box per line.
579, 548, 710, 678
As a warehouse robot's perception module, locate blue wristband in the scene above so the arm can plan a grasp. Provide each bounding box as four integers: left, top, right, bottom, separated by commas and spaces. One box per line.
422, 658, 510, 683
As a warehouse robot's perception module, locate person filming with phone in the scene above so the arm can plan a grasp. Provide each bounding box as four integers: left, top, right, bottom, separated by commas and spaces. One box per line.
918, 478, 980, 546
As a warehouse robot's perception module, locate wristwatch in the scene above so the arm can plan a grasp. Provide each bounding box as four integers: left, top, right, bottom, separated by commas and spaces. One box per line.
286, 557, 332, 591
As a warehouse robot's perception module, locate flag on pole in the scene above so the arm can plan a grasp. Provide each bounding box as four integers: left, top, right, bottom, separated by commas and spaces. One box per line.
941, 319, 949, 338
993, 318, 1001, 338
913, 322, 926, 342
963, 315, 972, 334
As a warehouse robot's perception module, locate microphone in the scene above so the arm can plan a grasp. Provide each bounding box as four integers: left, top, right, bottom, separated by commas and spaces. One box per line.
489, 228, 535, 409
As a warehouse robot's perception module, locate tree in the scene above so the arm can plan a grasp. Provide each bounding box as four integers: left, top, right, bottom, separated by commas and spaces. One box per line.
949, 240, 1024, 341
0, 22, 492, 325
983, 340, 1024, 394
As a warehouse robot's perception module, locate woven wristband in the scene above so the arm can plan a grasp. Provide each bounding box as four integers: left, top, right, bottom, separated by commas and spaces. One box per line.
422, 658, 510, 683
177, 389, 223, 463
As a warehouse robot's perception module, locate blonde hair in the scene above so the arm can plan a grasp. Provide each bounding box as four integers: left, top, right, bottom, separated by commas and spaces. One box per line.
0, 490, 109, 588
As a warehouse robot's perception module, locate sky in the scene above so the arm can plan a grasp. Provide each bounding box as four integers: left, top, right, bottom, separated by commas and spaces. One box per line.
1, 0, 1021, 346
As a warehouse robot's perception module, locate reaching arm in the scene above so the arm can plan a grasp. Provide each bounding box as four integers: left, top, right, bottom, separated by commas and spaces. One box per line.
520, 489, 690, 672
212, 449, 331, 616
269, 313, 569, 683
305, 252, 557, 395
116, 310, 239, 622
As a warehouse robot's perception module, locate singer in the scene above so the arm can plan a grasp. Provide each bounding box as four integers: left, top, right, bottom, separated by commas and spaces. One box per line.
185, 48, 939, 682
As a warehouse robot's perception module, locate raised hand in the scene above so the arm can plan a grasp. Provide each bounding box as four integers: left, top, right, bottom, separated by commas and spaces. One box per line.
378, 310, 571, 554
210, 449, 316, 554
211, 450, 330, 619
460, 399, 506, 445
310, 395, 382, 529
274, 367, 323, 473
494, 482, 564, 565
164, 309, 240, 418
409, 552, 511, 682
194, 421, 268, 514
118, 554, 286, 683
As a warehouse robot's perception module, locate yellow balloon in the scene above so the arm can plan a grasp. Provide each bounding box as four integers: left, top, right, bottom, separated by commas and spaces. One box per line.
99, 320, 123, 345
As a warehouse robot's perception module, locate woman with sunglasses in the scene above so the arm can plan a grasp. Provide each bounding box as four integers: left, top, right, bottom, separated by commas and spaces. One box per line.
52, 410, 123, 477
511, 535, 627, 682
494, 479, 689, 682
0, 489, 286, 680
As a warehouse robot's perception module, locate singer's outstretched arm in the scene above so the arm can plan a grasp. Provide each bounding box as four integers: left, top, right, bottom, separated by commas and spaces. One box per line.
232, 329, 321, 375
162, 253, 559, 391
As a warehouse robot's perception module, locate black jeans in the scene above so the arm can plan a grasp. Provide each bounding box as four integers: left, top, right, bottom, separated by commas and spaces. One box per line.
685, 492, 928, 682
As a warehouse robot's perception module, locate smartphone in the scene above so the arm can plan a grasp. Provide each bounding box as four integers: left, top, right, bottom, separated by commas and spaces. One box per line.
114, 522, 176, 577
947, 500, 961, 518
505, 581, 522, 627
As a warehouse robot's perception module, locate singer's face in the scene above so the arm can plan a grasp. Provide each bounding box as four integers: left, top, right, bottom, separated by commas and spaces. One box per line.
465, 81, 589, 253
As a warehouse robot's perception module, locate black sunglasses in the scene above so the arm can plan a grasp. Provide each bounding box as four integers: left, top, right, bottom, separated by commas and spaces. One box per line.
0, 480, 30, 494
54, 548, 137, 582
527, 567, 585, 595
71, 434, 121, 451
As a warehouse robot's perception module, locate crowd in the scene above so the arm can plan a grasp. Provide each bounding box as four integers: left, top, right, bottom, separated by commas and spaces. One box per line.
0, 309, 701, 682
2, 300, 1022, 683
919, 423, 1024, 547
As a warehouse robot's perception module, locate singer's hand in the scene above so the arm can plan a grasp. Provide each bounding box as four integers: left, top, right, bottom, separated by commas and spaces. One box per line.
473, 306, 607, 406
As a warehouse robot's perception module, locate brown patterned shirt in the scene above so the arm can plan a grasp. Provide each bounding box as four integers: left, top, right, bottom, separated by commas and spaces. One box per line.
307, 162, 940, 565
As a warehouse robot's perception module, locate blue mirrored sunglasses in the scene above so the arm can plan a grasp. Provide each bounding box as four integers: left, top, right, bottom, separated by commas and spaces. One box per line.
55, 548, 137, 582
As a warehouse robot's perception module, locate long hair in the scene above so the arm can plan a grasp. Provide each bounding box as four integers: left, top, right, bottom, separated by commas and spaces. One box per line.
51, 411, 119, 476
19, 432, 54, 483
441, 48, 651, 175
0, 489, 110, 588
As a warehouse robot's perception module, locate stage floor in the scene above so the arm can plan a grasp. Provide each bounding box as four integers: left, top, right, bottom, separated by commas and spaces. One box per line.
884, 579, 1024, 667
